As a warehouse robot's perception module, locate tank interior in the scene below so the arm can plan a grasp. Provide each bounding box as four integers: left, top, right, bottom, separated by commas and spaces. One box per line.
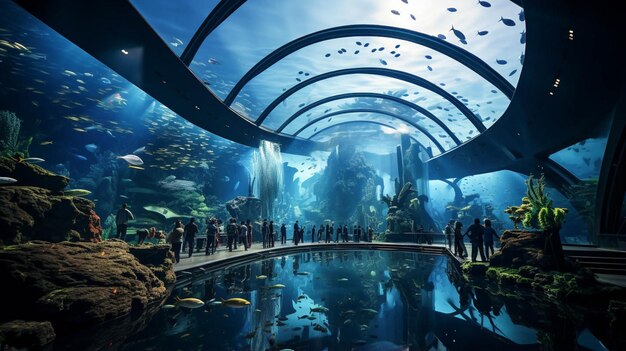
1, 0, 626, 350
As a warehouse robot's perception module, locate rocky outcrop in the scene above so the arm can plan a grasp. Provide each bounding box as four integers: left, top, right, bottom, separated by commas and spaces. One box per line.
0, 156, 68, 192
0, 186, 102, 245
129, 244, 176, 286
0, 241, 173, 336
0, 320, 56, 350
489, 230, 553, 269
226, 196, 261, 221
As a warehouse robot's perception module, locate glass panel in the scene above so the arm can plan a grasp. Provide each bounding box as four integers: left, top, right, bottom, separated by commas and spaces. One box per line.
130, 0, 221, 56
307, 121, 440, 157
192, 0, 525, 102
235, 37, 511, 130
281, 97, 454, 149
549, 136, 609, 180
258, 74, 480, 140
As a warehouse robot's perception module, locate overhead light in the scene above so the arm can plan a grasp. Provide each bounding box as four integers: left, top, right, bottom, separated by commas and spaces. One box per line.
121, 49, 129, 55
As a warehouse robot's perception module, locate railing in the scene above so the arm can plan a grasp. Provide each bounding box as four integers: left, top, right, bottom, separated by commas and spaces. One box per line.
596, 233, 626, 250
382, 232, 450, 246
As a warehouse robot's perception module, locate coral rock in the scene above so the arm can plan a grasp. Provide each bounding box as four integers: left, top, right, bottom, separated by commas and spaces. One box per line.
226, 196, 261, 221
0, 241, 173, 334
0, 186, 102, 245
0, 320, 56, 349
0, 156, 68, 192
489, 230, 553, 269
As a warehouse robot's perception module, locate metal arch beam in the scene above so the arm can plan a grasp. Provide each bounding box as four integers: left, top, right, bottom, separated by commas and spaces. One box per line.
276, 92, 462, 145
308, 121, 426, 148
180, 0, 247, 65
293, 108, 446, 153
224, 24, 515, 105
255, 67, 486, 132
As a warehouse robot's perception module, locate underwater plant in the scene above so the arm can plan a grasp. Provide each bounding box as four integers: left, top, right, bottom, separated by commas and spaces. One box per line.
0, 110, 21, 156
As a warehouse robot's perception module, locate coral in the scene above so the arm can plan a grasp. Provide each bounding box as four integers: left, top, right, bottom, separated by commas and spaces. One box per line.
0, 156, 69, 192
0, 241, 173, 338
0, 110, 21, 155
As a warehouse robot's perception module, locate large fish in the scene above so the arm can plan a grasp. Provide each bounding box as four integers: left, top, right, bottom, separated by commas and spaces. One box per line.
0, 177, 17, 184
117, 154, 144, 166
63, 189, 92, 197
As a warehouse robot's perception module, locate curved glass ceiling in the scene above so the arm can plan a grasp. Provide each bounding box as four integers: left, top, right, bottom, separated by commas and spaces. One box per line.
130, 0, 221, 56
280, 97, 454, 149
132, 0, 525, 153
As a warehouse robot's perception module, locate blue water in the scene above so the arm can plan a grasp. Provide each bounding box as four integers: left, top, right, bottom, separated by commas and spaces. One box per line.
114, 250, 607, 351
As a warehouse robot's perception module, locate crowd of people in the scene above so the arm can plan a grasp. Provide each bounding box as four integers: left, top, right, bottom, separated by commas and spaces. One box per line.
115, 203, 500, 264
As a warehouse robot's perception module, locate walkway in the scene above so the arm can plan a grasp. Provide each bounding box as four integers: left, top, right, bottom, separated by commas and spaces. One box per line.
174, 240, 455, 272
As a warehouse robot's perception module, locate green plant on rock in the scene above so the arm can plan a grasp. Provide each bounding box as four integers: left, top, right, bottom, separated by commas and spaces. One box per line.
0, 110, 21, 156
504, 174, 568, 270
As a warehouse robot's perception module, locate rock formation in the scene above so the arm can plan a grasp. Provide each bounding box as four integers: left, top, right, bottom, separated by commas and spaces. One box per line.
226, 196, 261, 221
0, 240, 174, 348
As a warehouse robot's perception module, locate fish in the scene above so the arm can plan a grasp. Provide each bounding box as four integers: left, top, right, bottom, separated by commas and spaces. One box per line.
337, 278, 348, 282
325, 53, 331, 57
100, 77, 111, 84
256, 275, 268, 280
117, 154, 144, 166
447, 8, 457, 12
267, 284, 285, 289
310, 306, 329, 313
496, 59, 508, 65
169, 37, 184, 47
361, 308, 378, 314
477, 30, 489, 36
519, 10, 525, 22
221, 297, 251, 308
40, 141, 53, 145
175, 297, 205, 309
162, 304, 176, 309
520, 31, 526, 44
20, 157, 45, 164
427, 65, 433, 71
133, 146, 146, 154
500, 17, 516, 26
450, 26, 466, 42
298, 315, 309, 319
207, 58, 220, 65
63, 189, 92, 197
390, 10, 400, 15
509, 69, 518, 76
295, 271, 309, 275
73, 154, 88, 161
84, 144, 98, 153
220, 176, 230, 182
410, 14, 415, 20
520, 52, 525, 65
128, 165, 144, 170
0, 177, 18, 184
379, 59, 387, 66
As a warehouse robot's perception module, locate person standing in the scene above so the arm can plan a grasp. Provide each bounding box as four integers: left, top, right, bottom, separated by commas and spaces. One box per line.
368, 226, 374, 242
205, 219, 217, 255
293, 221, 300, 245
444, 220, 454, 251
326, 223, 333, 243
227, 218, 238, 252
246, 219, 253, 248
239, 221, 248, 251
311, 225, 317, 243
299, 226, 305, 245
167, 221, 184, 263
184, 218, 199, 258
318, 225, 324, 242
343, 225, 348, 242
115, 203, 134, 241
269, 220, 275, 247
483, 219, 499, 259
261, 219, 268, 248
335, 224, 341, 243
464, 218, 486, 262
280, 223, 287, 244
454, 221, 465, 257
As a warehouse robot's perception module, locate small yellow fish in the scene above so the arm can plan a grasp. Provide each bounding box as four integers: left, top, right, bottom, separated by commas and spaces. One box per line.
40, 141, 53, 145
256, 275, 267, 280
128, 165, 144, 170
73, 128, 86, 132
221, 297, 251, 308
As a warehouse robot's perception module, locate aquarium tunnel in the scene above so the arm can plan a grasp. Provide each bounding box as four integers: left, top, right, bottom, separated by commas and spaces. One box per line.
1, 0, 626, 350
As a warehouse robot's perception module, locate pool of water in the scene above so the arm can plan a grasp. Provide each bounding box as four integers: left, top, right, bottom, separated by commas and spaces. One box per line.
118, 250, 608, 351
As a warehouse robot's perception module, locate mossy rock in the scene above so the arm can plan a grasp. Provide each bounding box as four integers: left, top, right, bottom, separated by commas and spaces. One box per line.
519, 265, 541, 278
0, 156, 68, 192
462, 261, 489, 276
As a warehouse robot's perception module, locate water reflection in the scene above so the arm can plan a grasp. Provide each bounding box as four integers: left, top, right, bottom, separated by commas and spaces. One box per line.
119, 250, 608, 350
